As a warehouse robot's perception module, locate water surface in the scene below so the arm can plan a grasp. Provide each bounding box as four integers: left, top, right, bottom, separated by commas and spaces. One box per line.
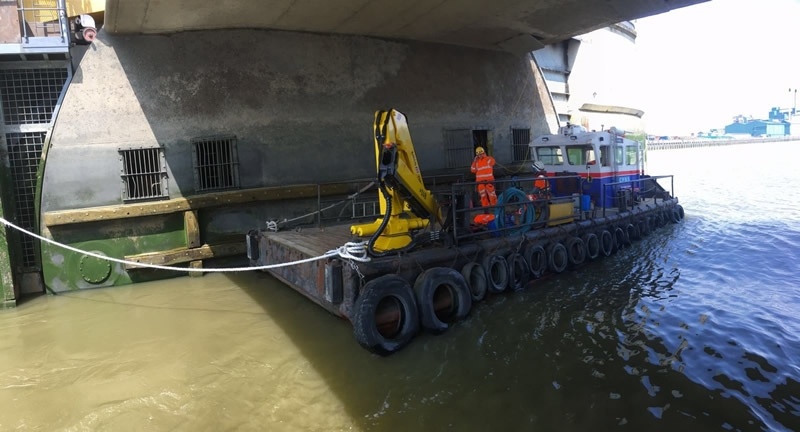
1, 140, 799, 431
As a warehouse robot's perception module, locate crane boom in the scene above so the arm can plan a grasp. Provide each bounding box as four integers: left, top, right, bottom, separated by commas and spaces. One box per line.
351, 109, 443, 254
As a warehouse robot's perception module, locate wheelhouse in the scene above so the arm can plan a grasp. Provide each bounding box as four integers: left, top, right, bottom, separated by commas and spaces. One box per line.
529, 124, 644, 208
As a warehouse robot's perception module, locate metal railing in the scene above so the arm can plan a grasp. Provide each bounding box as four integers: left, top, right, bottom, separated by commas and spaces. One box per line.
448, 174, 581, 245
600, 175, 674, 217
16, 0, 70, 46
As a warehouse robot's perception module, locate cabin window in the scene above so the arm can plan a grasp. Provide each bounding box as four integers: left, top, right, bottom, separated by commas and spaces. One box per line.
511, 128, 530, 162
566, 145, 595, 166
119, 147, 168, 202
615, 146, 624, 166
536, 146, 563, 165
625, 146, 638, 165
599, 145, 611, 166
192, 135, 240, 192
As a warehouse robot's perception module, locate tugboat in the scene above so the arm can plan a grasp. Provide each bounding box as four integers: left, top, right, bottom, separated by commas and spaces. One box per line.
247, 110, 684, 355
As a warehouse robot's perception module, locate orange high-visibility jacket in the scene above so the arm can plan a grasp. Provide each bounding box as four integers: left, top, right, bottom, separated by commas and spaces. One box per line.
471, 155, 496, 182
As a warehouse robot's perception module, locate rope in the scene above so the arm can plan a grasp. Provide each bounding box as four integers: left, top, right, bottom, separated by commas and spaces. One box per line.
0, 217, 370, 273
267, 181, 376, 232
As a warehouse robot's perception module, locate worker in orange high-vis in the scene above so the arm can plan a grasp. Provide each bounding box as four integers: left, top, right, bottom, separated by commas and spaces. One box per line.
470, 146, 497, 207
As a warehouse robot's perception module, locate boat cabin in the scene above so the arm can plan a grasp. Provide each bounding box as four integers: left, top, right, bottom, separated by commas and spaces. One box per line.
529, 124, 644, 208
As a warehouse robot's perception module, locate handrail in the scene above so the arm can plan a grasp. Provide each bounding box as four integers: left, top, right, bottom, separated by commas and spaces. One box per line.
600, 175, 673, 217
16, 0, 69, 45
448, 173, 582, 245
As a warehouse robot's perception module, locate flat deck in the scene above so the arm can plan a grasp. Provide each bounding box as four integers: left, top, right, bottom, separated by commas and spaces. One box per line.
252, 196, 680, 323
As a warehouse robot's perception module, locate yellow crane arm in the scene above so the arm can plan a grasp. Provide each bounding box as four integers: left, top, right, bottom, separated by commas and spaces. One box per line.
351, 109, 443, 254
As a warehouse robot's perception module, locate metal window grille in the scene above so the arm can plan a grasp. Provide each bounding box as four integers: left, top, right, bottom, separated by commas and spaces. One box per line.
0, 68, 68, 125
511, 128, 531, 162
444, 128, 474, 169
119, 148, 168, 201
192, 136, 240, 192
6, 132, 46, 268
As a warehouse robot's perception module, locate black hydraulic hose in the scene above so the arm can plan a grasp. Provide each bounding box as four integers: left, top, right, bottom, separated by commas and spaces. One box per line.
367, 183, 393, 257
367, 182, 418, 257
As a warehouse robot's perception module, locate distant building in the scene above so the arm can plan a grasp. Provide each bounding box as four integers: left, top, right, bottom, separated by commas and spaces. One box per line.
724, 109, 791, 136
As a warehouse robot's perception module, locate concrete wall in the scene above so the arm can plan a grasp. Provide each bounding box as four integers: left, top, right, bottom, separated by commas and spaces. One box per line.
43, 29, 554, 212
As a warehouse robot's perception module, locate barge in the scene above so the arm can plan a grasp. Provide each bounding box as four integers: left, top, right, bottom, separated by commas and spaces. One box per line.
247, 110, 684, 355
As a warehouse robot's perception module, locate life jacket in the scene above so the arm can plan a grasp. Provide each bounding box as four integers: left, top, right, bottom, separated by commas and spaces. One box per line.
471, 156, 495, 183
534, 174, 548, 190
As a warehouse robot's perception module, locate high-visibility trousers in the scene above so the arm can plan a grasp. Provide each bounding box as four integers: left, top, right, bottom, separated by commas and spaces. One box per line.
477, 182, 497, 207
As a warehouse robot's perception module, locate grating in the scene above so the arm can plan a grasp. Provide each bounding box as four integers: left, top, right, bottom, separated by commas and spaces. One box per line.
443, 129, 474, 169
0, 68, 68, 125
191, 135, 240, 192
6, 132, 46, 268
119, 148, 168, 201
512, 128, 531, 162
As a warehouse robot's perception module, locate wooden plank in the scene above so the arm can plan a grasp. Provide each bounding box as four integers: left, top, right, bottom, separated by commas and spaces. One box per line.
184, 210, 200, 248
43, 182, 364, 226
123, 242, 245, 269
188, 260, 204, 277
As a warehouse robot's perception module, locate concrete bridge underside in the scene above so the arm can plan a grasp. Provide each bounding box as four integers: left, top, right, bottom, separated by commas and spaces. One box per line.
1, 0, 708, 301
106, 0, 705, 54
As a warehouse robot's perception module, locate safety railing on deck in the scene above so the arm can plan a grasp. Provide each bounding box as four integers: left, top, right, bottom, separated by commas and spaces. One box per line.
600, 175, 674, 217
448, 174, 580, 246
272, 172, 675, 248
12, 0, 70, 48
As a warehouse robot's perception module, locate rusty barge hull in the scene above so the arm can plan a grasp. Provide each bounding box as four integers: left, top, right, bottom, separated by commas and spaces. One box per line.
248, 197, 683, 354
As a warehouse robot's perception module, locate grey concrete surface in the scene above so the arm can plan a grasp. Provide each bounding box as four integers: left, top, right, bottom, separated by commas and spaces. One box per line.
44, 29, 553, 211
104, 0, 707, 54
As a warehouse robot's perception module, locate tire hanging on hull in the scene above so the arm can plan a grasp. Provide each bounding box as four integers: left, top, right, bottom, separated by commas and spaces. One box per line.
353, 275, 420, 356
461, 262, 488, 303
482, 254, 509, 293
413, 267, 472, 334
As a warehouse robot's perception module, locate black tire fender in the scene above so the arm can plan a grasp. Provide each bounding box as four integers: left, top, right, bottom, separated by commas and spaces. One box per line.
566, 237, 586, 266
547, 242, 568, 273
614, 226, 627, 250
413, 267, 472, 334
353, 275, 420, 356
599, 230, 613, 257
524, 243, 547, 278
582, 232, 600, 260
506, 252, 529, 291
482, 254, 509, 294
626, 223, 639, 242
461, 262, 488, 303
670, 207, 680, 223
639, 218, 649, 237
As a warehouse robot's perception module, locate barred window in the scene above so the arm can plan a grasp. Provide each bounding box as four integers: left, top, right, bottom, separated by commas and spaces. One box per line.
443, 129, 473, 169
119, 148, 168, 202
511, 128, 530, 162
192, 135, 240, 192
444, 128, 491, 168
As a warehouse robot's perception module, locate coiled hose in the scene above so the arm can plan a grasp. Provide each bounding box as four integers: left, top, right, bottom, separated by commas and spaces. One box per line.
492, 187, 534, 235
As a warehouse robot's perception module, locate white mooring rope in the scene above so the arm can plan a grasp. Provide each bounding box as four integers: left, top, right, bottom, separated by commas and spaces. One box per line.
0, 217, 370, 273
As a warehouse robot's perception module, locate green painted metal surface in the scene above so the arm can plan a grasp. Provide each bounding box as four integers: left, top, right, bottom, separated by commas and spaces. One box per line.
40, 213, 188, 292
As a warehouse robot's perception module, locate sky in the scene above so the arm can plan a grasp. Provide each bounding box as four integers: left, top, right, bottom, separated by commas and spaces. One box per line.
629, 0, 800, 135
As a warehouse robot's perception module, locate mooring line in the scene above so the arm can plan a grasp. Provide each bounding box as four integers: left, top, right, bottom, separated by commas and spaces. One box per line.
0, 217, 370, 273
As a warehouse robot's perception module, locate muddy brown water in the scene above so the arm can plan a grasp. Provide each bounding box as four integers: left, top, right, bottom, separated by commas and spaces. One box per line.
2, 141, 800, 431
